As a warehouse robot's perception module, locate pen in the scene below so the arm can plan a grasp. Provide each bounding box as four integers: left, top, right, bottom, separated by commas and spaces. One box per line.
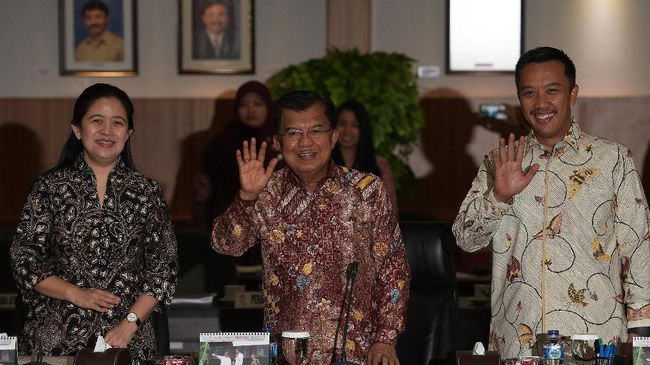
599, 342, 604, 358
600, 343, 615, 358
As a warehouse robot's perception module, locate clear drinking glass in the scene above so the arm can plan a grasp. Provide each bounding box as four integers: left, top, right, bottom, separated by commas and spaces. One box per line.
281, 331, 309, 365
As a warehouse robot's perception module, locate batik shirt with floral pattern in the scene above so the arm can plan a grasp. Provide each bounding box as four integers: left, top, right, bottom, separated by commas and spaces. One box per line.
212, 163, 410, 364
11, 156, 178, 361
453, 120, 650, 358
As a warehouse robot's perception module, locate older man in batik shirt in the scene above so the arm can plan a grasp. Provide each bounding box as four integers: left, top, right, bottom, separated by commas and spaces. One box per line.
453, 47, 650, 359
212, 91, 409, 365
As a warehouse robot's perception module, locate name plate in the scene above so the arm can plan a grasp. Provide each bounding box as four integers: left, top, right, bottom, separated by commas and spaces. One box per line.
633, 337, 650, 365
0, 333, 17, 365
0, 294, 16, 310
233, 291, 264, 308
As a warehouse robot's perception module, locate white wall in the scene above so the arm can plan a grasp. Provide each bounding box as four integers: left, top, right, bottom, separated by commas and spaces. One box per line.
0, 0, 327, 97
373, 0, 650, 98
2, 1, 648, 98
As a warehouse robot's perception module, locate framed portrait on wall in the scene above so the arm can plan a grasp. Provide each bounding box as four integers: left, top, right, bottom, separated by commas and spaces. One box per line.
179, 0, 255, 74
446, 0, 523, 74
59, 0, 137, 76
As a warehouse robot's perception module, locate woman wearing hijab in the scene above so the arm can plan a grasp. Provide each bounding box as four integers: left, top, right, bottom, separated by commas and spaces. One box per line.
193, 81, 278, 264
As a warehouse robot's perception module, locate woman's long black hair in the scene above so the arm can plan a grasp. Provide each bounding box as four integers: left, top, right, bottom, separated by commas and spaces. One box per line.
53, 83, 136, 172
331, 100, 381, 176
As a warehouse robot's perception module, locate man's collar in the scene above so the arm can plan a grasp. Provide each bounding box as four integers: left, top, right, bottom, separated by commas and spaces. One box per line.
564, 118, 582, 151
528, 117, 582, 152
286, 160, 338, 191
84, 30, 116, 47
206, 30, 224, 46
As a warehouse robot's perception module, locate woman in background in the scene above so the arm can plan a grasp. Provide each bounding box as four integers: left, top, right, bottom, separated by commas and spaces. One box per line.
193, 81, 278, 266
193, 81, 277, 228
332, 100, 398, 211
10, 83, 177, 361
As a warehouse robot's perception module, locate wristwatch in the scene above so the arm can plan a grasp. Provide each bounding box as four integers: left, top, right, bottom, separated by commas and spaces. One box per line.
126, 312, 141, 328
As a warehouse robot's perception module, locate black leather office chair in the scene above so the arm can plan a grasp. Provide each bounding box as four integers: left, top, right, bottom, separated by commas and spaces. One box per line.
175, 227, 236, 296
0, 225, 21, 335
396, 220, 458, 365
0, 226, 16, 293
151, 309, 170, 355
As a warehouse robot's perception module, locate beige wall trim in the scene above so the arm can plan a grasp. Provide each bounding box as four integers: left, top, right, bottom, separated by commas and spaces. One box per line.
327, 0, 372, 52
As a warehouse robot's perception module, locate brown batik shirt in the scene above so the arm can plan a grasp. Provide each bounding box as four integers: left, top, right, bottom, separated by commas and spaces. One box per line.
212, 162, 410, 364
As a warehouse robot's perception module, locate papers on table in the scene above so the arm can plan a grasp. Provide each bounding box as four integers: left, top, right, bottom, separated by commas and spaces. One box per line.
171, 293, 217, 305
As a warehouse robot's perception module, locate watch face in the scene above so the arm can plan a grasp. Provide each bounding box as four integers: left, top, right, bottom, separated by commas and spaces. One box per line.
127, 313, 137, 322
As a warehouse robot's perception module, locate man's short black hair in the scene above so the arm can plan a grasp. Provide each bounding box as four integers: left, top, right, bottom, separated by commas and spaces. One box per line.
82, 0, 109, 17
515, 46, 576, 90
273, 90, 336, 133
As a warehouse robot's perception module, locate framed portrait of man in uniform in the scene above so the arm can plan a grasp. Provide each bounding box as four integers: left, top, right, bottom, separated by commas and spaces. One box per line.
179, 0, 254, 74
59, 0, 137, 76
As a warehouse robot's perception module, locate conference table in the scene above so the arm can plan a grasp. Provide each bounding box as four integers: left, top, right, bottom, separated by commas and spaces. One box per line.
18, 356, 73, 365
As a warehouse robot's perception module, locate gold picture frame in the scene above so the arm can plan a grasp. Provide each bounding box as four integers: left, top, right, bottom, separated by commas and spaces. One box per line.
59, 0, 138, 77
179, 0, 255, 74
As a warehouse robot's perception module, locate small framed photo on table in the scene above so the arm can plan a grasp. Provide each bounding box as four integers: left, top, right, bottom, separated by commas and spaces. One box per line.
59, 0, 137, 77
179, 0, 255, 74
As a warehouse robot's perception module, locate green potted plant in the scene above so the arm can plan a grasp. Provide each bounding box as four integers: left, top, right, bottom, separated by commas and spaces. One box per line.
269, 48, 424, 192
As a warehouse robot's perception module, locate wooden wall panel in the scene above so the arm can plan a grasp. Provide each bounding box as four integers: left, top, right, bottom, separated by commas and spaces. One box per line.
400, 96, 650, 222
0, 99, 73, 226
129, 98, 229, 222
1, 97, 648, 227
327, 0, 372, 52
0, 97, 235, 226
399, 97, 483, 221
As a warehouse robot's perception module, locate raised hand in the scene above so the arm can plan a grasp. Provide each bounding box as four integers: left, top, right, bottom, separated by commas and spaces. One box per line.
237, 137, 278, 201
492, 133, 539, 203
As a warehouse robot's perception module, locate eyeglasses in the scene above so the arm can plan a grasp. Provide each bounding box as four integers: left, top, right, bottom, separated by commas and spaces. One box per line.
279, 127, 333, 141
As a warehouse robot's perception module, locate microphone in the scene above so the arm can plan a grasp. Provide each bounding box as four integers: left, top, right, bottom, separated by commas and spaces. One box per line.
331, 262, 360, 365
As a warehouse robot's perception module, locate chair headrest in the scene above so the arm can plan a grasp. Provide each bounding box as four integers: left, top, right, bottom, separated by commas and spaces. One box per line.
399, 220, 456, 290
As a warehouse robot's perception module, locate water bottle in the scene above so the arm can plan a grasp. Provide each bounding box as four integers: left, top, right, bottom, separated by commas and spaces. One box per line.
262, 326, 278, 364
543, 329, 564, 365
